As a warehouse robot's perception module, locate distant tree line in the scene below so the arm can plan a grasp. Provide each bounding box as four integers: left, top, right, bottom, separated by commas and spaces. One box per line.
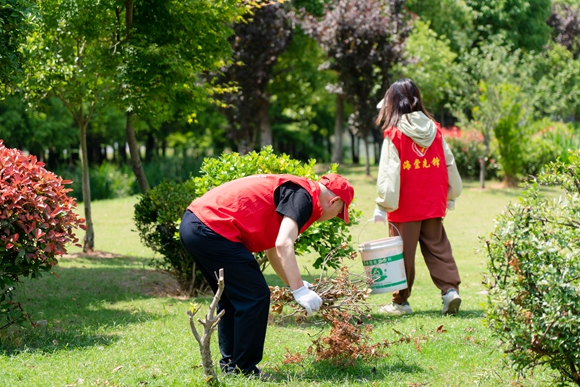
2, 0, 580, 251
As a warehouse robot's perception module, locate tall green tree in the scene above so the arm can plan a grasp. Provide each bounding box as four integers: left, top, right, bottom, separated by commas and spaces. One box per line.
291, 0, 346, 164
532, 43, 580, 120
405, 0, 474, 54
454, 38, 532, 188
465, 0, 552, 52
112, 0, 247, 192
22, 0, 117, 252
268, 31, 337, 162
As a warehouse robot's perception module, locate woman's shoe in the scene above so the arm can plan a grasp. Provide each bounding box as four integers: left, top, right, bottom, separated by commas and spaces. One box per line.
442, 289, 461, 315
379, 302, 412, 315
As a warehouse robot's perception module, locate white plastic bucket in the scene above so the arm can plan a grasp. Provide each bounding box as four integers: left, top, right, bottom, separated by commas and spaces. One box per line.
358, 235, 407, 294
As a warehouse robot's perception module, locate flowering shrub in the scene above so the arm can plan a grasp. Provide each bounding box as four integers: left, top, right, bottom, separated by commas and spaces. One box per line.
444, 130, 500, 181
0, 140, 84, 329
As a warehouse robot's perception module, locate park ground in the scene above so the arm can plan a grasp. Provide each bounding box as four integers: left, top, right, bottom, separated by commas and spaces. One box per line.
0, 165, 560, 387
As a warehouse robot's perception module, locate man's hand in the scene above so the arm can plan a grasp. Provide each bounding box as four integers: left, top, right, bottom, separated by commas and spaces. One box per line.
291, 285, 322, 316
373, 207, 387, 224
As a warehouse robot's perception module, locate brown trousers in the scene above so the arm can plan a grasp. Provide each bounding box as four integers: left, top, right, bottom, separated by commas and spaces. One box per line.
389, 218, 461, 304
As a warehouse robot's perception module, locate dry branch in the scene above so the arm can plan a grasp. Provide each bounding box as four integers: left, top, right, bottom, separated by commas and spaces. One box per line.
187, 268, 226, 385
269, 245, 394, 365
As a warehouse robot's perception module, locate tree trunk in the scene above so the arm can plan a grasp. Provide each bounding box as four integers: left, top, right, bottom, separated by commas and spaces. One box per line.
259, 100, 272, 149
372, 124, 383, 166
332, 94, 344, 164
47, 147, 59, 170
145, 131, 155, 162
58, 95, 96, 253
237, 126, 257, 155
122, 1, 150, 193
350, 132, 359, 164
236, 140, 246, 155
118, 141, 127, 163
479, 136, 489, 189
126, 111, 150, 193
161, 139, 167, 157
79, 119, 94, 253
502, 174, 519, 188
124, 0, 133, 36
363, 136, 370, 176
478, 158, 486, 189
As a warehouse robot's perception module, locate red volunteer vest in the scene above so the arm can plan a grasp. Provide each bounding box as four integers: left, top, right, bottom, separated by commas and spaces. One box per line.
385, 124, 448, 222
187, 174, 322, 253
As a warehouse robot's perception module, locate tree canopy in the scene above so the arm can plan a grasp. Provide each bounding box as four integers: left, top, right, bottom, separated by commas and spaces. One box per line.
2, 0, 580, 194
466, 0, 552, 52
0, 0, 31, 91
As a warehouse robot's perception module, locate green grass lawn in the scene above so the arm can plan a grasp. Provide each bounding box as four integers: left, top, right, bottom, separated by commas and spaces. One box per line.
0, 165, 560, 386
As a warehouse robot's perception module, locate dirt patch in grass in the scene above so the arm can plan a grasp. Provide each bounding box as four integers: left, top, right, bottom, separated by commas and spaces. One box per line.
141, 270, 189, 299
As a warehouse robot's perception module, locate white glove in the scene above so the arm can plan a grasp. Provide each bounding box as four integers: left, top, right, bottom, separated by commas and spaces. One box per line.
373, 207, 387, 224
446, 200, 455, 210
302, 280, 312, 289
291, 285, 322, 316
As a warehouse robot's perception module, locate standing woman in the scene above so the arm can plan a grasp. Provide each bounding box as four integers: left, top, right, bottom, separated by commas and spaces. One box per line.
373, 78, 463, 315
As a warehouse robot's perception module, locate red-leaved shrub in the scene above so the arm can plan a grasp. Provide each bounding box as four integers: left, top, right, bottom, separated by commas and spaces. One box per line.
0, 140, 85, 328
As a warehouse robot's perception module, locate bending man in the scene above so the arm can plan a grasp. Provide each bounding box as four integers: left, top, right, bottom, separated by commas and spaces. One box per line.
179, 173, 355, 376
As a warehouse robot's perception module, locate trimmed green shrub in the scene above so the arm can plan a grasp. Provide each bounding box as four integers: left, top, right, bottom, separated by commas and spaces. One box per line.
0, 141, 84, 329
482, 150, 580, 386
193, 145, 361, 269
133, 179, 202, 293
134, 146, 362, 294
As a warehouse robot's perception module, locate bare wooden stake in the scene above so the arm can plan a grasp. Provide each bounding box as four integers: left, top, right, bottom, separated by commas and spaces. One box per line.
187, 268, 225, 385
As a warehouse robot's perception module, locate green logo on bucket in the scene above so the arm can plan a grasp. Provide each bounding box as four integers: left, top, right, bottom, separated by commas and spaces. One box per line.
370, 267, 387, 282
362, 253, 404, 267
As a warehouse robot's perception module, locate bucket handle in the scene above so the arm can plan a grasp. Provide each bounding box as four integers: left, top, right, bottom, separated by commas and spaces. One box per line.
357, 219, 401, 246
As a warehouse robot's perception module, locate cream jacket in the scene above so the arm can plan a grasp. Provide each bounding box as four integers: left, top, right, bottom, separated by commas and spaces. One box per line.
375, 111, 462, 213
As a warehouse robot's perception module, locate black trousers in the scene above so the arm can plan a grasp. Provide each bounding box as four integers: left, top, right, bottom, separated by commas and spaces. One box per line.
179, 210, 270, 374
